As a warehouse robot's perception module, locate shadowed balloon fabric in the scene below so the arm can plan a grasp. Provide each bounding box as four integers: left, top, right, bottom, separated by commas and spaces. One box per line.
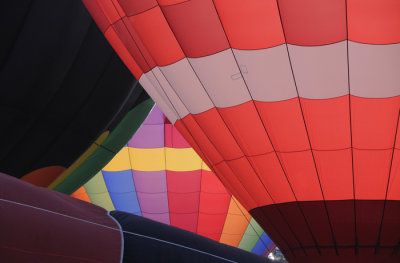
73, 105, 275, 256
0, 0, 152, 193
0, 172, 270, 263
0, 172, 122, 263
82, 0, 400, 262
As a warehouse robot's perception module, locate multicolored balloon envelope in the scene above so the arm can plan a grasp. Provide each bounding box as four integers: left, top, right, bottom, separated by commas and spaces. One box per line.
0, 0, 153, 194
0, 172, 269, 263
73, 106, 275, 256
82, 1, 400, 262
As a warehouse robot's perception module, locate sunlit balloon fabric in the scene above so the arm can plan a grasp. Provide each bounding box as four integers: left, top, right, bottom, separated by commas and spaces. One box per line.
82, 0, 400, 262
73, 106, 275, 256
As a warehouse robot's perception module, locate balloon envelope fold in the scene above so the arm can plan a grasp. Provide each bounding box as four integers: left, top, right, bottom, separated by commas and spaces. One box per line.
81, 1, 400, 262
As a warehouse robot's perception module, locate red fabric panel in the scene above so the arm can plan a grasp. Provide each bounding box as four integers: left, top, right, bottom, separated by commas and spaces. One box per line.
200, 170, 228, 194
277, 151, 323, 201
104, 28, 144, 78
380, 201, 400, 246
168, 213, 198, 233
278, 203, 318, 248
286, 247, 398, 263
301, 96, 350, 150
108, 0, 127, 18
94, 0, 123, 26
218, 102, 273, 156
348, 0, 400, 44
164, 123, 190, 148
304, 248, 321, 258
213, 0, 284, 49
198, 171, 230, 228
250, 208, 291, 253
316, 248, 339, 262
117, 0, 157, 16
83, 2, 144, 77
248, 153, 296, 204
167, 170, 201, 232
352, 96, 400, 149
226, 157, 273, 206
395, 118, 400, 150
129, 6, 184, 66
160, 0, 229, 57
198, 170, 231, 240
193, 108, 243, 160
172, 124, 191, 148
356, 201, 384, 246
197, 213, 228, 241
338, 248, 361, 259
213, 162, 258, 210
256, 205, 303, 251
0, 174, 121, 263
82, 0, 146, 77
291, 249, 307, 259
300, 202, 334, 246
81, 0, 112, 32
197, 172, 231, 240
388, 149, 400, 200
277, 0, 347, 45
164, 122, 174, 148
167, 170, 202, 193
178, 116, 256, 210
354, 149, 391, 199
253, 200, 400, 262
21, 166, 65, 187
314, 149, 353, 200
256, 99, 309, 152
111, 19, 155, 72
325, 200, 355, 246
158, 0, 188, 5
179, 115, 224, 164
174, 118, 222, 168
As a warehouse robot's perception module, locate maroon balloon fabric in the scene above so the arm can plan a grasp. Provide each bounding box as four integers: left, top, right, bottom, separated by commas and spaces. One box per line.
0, 173, 122, 263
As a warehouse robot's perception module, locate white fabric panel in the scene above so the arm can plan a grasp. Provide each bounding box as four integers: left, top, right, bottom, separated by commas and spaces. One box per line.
288, 41, 349, 99
139, 74, 179, 123
150, 67, 190, 118
189, 49, 251, 108
349, 41, 400, 98
160, 58, 214, 114
233, 45, 297, 101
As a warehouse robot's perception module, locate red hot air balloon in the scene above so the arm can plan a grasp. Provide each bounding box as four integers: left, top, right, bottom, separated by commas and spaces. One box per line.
82, 0, 400, 262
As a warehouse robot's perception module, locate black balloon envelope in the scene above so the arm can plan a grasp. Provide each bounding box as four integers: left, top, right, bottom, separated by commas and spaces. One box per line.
0, 0, 153, 193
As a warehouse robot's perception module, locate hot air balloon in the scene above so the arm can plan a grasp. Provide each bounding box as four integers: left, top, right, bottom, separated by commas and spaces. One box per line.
73, 105, 276, 256
0, 0, 153, 193
0, 172, 270, 263
82, 0, 400, 262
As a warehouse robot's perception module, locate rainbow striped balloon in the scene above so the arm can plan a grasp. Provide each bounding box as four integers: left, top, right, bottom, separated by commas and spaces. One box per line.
73, 106, 275, 256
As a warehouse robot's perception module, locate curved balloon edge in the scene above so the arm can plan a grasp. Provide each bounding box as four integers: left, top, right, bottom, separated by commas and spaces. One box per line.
52, 98, 154, 194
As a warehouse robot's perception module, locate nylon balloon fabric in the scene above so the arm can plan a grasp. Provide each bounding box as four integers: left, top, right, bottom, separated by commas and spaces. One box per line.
0, 0, 151, 193
0, 172, 270, 263
81, 0, 400, 262
72, 106, 275, 256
